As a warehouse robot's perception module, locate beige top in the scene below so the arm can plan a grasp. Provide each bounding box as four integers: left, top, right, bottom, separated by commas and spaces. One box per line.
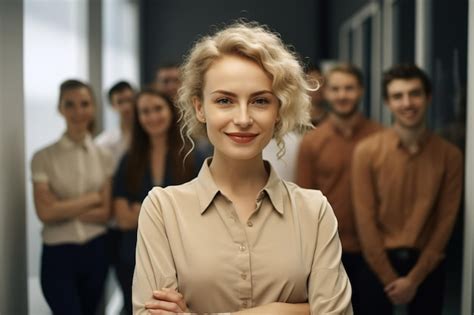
31, 133, 114, 245
133, 159, 352, 314
352, 129, 463, 286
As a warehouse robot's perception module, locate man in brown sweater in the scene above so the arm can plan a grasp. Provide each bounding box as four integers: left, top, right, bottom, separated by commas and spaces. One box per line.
296, 64, 381, 312
352, 64, 463, 315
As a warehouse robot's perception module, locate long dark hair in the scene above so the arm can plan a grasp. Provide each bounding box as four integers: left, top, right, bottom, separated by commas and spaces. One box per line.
58, 79, 96, 133
125, 88, 195, 195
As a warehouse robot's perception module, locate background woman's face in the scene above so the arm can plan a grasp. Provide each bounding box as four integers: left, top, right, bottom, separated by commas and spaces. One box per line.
59, 87, 95, 133
137, 94, 173, 138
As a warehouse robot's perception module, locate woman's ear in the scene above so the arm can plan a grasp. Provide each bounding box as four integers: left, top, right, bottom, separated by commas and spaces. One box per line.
192, 96, 206, 123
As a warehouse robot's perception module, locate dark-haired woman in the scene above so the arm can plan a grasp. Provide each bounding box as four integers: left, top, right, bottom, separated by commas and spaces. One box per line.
31, 80, 113, 315
112, 89, 203, 314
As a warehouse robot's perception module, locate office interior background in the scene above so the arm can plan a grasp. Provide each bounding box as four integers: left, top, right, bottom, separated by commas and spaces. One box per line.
0, 0, 472, 314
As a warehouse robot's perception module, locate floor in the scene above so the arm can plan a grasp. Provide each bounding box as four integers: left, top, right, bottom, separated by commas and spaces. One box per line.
28, 274, 123, 315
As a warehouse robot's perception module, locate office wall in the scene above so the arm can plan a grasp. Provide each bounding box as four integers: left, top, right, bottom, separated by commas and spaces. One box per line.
24, 0, 89, 312
325, 0, 371, 58
140, 0, 322, 85
102, 0, 140, 130
0, 1, 28, 314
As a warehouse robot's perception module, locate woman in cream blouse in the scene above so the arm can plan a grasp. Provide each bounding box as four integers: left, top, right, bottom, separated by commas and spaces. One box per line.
31, 80, 114, 315
133, 22, 353, 315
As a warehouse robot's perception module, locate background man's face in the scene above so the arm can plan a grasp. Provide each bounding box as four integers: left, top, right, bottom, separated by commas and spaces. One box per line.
324, 71, 363, 118
155, 67, 181, 100
111, 88, 135, 124
386, 78, 430, 129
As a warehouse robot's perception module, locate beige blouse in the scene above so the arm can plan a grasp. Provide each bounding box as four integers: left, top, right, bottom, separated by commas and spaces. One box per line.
31, 133, 114, 245
133, 160, 353, 314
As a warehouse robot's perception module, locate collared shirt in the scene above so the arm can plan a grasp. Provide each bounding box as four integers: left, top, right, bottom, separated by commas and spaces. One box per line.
31, 133, 114, 245
133, 159, 353, 314
352, 128, 463, 286
296, 114, 381, 252
95, 128, 129, 168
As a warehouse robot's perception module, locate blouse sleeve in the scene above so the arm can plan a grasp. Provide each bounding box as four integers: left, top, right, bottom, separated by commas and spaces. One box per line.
132, 188, 179, 314
307, 193, 353, 315
31, 150, 49, 183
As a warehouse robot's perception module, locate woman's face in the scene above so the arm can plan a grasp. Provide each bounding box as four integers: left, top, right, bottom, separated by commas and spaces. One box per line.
193, 54, 280, 162
137, 94, 173, 138
59, 87, 95, 133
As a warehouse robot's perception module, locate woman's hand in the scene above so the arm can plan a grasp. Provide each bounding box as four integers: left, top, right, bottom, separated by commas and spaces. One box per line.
145, 288, 188, 314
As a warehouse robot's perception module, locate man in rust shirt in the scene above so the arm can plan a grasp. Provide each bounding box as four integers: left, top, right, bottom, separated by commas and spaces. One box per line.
297, 64, 381, 312
305, 64, 327, 126
352, 64, 463, 315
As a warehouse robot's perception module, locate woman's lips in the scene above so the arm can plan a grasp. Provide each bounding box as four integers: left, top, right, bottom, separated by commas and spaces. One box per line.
226, 132, 258, 144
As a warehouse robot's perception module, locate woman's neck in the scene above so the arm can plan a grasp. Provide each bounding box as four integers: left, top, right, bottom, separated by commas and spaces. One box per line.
209, 152, 269, 196
65, 128, 88, 143
150, 134, 167, 150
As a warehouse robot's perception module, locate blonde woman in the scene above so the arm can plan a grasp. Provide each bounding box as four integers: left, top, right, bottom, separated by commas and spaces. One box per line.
133, 22, 353, 314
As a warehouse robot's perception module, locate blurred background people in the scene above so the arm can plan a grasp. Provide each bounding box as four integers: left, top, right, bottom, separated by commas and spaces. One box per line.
111, 88, 202, 314
152, 63, 181, 101
305, 64, 327, 126
30, 80, 114, 315
352, 64, 463, 315
95, 81, 136, 315
296, 63, 381, 312
96, 81, 136, 164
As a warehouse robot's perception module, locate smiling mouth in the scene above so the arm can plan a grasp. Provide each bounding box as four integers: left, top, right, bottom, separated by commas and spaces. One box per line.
225, 132, 258, 144
401, 110, 418, 119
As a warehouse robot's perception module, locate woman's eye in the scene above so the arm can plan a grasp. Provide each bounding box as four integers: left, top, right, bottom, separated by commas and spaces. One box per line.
81, 101, 90, 108
253, 98, 269, 105
216, 98, 232, 105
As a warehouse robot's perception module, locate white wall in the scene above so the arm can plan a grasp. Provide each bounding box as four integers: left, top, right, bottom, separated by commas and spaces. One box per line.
102, 0, 140, 130
24, 0, 89, 312
0, 1, 27, 314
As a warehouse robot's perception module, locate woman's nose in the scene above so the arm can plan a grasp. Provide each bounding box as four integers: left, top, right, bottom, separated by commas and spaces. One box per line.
233, 104, 253, 127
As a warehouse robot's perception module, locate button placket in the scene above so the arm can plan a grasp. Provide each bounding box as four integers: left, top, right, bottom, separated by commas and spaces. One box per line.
220, 197, 253, 306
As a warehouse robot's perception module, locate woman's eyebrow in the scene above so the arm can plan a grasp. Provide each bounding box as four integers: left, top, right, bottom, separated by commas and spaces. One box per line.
210, 90, 274, 97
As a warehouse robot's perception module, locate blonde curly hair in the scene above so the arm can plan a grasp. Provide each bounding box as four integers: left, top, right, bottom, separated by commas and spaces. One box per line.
177, 21, 313, 158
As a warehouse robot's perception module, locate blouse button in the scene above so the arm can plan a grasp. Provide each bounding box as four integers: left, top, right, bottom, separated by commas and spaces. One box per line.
241, 273, 247, 280
247, 221, 253, 227
239, 244, 246, 252
242, 301, 248, 308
